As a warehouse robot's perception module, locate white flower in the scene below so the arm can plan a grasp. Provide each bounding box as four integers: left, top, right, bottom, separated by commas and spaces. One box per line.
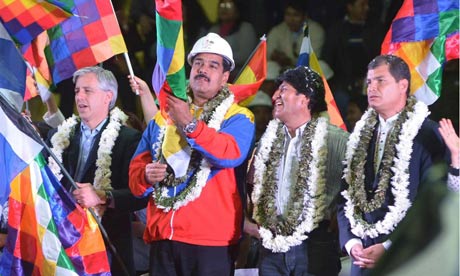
343, 99, 429, 239
253, 117, 329, 253
154, 94, 235, 211
49, 107, 127, 193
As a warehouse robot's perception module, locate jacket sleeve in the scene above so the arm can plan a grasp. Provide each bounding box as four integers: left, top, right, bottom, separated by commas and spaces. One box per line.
186, 107, 255, 169
129, 120, 157, 198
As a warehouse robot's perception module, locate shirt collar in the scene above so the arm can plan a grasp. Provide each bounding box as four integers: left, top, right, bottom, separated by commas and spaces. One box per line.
80, 118, 108, 136
378, 113, 399, 129
283, 121, 308, 139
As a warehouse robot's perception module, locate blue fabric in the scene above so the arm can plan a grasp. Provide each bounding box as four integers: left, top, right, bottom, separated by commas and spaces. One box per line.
259, 241, 310, 276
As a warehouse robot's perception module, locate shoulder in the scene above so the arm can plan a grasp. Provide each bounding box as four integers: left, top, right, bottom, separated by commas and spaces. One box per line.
414, 118, 446, 159
118, 125, 142, 142
268, 22, 287, 35
327, 123, 350, 141
416, 118, 441, 142
307, 19, 325, 34
240, 21, 256, 32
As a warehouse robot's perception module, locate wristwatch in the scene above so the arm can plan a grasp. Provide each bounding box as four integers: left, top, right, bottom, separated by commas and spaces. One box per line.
183, 118, 198, 134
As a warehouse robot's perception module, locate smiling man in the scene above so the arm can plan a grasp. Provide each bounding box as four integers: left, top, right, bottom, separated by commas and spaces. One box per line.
337, 55, 448, 276
245, 66, 348, 275
129, 33, 255, 276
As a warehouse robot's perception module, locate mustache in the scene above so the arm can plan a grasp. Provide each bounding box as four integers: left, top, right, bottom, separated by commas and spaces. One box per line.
194, 74, 210, 81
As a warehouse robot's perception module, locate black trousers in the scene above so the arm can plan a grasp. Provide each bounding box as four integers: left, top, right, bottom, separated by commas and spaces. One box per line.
149, 240, 237, 276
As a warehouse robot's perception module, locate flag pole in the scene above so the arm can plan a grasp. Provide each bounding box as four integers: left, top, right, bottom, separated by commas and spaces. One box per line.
106, 0, 139, 95
123, 52, 139, 95
0, 95, 131, 276
233, 34, 266, 82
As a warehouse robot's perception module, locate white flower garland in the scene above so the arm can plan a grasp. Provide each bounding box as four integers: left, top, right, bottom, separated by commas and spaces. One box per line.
155, 94, 235, 211
342, 101, 429, 238
48, 107, 127, 192
252, 117, 329, 253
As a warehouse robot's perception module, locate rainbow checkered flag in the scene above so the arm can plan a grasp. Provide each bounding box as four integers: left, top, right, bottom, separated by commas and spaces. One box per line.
152, 0, 187, 117
381, 0, 459, 105
21, 31, 53, 101
297, 23, 347, 130
0, 95, 110, 275
0, 0, 73, 45
46, 0, 128, 84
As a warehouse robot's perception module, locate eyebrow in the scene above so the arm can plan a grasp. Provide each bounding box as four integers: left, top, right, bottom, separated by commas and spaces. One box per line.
194, 57, 222, 67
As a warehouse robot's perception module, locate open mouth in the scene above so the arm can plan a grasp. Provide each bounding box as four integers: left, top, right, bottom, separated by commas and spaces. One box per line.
77, 103, 88, 109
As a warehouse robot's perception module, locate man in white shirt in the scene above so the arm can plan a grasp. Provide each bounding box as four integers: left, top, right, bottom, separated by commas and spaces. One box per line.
246, 66, 348, 275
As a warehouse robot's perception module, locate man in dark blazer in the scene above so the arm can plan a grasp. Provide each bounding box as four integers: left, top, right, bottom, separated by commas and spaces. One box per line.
337, 55, 448, 276
47, 66, 147, 275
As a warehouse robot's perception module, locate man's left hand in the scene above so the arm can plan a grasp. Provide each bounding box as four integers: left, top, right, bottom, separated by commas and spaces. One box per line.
165, 94, 193, 129
355, 243, 385, 269
73, 182, 104, 208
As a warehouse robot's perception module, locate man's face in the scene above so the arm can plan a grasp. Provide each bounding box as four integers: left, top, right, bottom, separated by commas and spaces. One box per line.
189, 53, 230, 105
272, 81, 308, 123
284, 6, 305, 32
347, 0, 369, 22
366, 64, 408, 119
74, 73, 112, 126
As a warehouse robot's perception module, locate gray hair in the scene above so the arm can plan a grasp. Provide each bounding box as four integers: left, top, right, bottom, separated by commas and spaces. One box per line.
73, 66, 118, 109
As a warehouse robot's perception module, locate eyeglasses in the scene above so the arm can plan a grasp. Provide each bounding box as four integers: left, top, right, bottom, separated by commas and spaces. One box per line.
219, 2, 234, 9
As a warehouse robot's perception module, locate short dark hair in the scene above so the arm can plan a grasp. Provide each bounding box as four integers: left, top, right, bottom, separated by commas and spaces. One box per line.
368, 55, 411, 95
285, 0, 308, 14
222, 57, 232, 72
276, 66, 327, 115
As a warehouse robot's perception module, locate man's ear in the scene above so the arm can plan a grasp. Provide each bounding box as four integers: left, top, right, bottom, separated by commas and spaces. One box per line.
302, 95, 311, 110
221, 71, 230, 86
399, 79, 409, 95
106, 91, 114, 105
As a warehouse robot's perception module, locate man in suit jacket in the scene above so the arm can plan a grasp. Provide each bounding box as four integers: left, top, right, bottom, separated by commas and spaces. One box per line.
47, 66, 147, 275
337, 55, 448, 276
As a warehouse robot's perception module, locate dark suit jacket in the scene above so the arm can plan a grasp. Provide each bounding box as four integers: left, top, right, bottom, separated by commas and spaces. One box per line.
337, 118, 447, 276
48, 120, 147, 275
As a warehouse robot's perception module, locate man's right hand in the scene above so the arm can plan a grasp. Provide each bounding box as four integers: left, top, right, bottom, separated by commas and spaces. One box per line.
145, 161, 168, 185
351, 243, 378, 269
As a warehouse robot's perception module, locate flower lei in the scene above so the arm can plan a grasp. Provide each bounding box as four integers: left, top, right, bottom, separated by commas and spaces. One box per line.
154, 87, 235, 211
342, 96, 429, 238
252, 117, 328, 253
48, 107, 127, 193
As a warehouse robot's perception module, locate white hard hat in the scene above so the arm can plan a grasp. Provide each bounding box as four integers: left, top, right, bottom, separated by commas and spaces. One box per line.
187, 32, 235, 71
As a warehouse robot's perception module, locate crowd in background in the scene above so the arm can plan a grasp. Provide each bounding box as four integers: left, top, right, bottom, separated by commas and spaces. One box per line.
26, 0, 457, 133
13, 1, 459, 275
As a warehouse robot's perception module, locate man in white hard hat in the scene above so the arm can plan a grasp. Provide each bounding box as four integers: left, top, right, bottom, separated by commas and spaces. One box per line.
129, 32, 255, 275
